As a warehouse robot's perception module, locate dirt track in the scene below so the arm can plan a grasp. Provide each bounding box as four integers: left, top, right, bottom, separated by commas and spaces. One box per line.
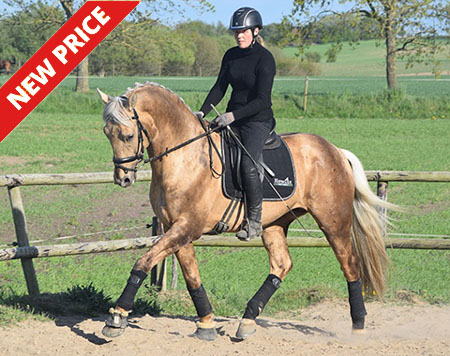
1, 300, 449, 356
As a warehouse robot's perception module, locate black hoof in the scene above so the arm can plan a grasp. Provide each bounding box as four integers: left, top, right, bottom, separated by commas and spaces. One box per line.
352, 318, 367, 334
193, 327, 217, 341
102, 325, 126, 338
102, 308, 128, 338
352, 319, 365, 330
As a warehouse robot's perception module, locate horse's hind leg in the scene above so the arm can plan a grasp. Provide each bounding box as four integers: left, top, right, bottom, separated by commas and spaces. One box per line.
236, 223, 293, 340
309, 199, 367, 332
175, 243, 217, 341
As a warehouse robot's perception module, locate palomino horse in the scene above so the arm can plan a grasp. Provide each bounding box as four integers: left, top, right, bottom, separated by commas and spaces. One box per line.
98, 82, 393, 341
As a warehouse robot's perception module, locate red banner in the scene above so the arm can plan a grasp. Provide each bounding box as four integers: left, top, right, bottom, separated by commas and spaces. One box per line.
0, 1, 139, 142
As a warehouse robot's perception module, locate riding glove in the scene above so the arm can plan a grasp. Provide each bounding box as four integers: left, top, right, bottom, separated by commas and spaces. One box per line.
193, 111, 204, 120
211, 112, 235, 127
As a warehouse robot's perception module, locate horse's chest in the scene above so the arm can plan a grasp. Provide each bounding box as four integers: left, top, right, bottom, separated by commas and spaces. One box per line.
150, 184, 170, 222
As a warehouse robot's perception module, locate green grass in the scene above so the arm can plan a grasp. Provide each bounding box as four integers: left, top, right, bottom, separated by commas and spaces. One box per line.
53, 74, 450, 97
0, 74, 449, 324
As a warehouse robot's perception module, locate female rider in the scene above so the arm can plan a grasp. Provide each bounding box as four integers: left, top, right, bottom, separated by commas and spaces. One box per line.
195, 7, 276, 241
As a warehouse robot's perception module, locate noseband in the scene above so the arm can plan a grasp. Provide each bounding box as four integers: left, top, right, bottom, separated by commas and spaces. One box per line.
113, 108, 151, 174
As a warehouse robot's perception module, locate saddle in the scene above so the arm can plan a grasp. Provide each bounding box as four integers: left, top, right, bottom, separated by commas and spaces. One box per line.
221, 128, 296, 201
211, 128, 296, 234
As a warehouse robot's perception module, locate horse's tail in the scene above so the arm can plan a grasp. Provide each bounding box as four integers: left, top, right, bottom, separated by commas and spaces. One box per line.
341, 149, 399, 298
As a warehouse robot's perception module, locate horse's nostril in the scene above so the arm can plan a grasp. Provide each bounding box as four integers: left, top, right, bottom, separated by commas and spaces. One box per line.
123, 177, 131, 184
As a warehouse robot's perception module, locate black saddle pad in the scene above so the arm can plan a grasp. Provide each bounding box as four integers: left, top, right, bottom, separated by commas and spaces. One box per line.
221, 132, 296, 201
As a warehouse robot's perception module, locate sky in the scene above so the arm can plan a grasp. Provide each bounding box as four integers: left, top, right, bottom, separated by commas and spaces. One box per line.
0, 1, 348, 26
0, 1, 295, 25
177, 1, 295, 26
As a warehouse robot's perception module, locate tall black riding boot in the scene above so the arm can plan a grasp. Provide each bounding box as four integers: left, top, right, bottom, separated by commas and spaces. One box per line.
237, 162, 263, 241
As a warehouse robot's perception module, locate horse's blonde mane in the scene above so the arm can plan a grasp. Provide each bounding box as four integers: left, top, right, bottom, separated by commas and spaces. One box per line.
103, 96, 132, 126
103, 81, 193, 126
127, 81, 193, 113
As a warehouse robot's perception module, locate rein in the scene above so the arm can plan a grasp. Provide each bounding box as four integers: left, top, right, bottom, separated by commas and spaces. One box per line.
113, 109, 222, 174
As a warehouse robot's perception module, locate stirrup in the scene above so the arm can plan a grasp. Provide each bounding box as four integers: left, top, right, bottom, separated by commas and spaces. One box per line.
236, 221, 262, 241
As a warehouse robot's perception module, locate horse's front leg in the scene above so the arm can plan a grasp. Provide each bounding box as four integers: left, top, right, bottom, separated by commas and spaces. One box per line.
102, 219, 198, 338
236, 224, 293, 340
175, 243, 216, 341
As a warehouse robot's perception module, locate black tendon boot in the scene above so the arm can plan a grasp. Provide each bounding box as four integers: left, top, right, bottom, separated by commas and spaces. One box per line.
237, 162, 263, 241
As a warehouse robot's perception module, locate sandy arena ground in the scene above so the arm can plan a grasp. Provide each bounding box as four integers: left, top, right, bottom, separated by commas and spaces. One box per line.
1, 300, 449, 356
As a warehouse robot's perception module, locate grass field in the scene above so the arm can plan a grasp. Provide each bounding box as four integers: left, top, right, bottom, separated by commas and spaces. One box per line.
0, 74, 449, 324
282, 40, 450, 77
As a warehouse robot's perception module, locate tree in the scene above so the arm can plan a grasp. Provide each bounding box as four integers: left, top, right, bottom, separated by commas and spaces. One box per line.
191, 34, 221, 76
286, 0, 449, 90
3, 0, 214, 89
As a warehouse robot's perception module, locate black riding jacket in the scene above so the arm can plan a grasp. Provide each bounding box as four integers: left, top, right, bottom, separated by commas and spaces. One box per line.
200, 41, 276, 123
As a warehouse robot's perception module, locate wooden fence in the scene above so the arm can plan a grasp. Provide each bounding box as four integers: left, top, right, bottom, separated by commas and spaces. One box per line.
1, 170, 450, 296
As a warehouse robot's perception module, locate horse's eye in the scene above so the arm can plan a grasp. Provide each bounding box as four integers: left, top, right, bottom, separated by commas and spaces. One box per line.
125, 134, 134, 142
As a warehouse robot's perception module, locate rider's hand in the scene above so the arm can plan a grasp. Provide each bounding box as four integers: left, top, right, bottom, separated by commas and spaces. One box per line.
211, 112, 235, 127
193, 111, 204, 120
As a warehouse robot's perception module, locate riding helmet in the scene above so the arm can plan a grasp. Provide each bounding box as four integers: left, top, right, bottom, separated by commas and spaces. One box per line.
229, 7, 263, 31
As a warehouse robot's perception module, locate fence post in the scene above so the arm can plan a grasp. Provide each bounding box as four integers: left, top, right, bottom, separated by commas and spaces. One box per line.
8, 186, 40, 296
150, 216, 166, 291
303, 76, 309, 113
170, 255, 178, 290
376, 181, 388, 238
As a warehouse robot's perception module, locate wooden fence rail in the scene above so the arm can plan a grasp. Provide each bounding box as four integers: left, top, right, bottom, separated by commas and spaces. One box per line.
1, 236, 449, 262
1, 170, 449, 296
1, 170, 450, 187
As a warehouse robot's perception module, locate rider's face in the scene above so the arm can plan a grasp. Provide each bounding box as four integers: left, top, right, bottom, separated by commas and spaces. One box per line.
234, 28, 259, 49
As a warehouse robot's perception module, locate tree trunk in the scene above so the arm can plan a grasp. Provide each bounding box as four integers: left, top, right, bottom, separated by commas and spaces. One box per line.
76, 56, 89, 93
384, 4, 398, 90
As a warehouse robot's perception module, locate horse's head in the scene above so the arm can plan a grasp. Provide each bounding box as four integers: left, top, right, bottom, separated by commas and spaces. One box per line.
97, 88, 149, 188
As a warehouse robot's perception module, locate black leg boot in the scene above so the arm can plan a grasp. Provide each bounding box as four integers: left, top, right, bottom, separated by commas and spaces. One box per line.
237, 163, 263, 241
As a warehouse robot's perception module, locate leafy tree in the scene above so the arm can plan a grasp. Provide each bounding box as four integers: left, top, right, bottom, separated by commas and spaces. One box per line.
177, 21, 233, 76
262, 23, 289, 45
0, 3, 63, 68
310, 13, 382, 43
285, 0, 449, 90
191, 33, 221, 76
2, 0, 214, 88
176, 20, 228, 37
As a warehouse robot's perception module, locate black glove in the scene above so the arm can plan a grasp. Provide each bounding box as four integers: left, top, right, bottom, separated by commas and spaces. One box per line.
211, 112, 235, 127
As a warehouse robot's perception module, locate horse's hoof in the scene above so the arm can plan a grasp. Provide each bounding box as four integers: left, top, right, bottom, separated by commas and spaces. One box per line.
352, 319, 366, 335
235, 319, 256, 340
352, 327, 368, 335
102, 308, 129, 338
193, 321, 217, 341
102, 325, 126, 338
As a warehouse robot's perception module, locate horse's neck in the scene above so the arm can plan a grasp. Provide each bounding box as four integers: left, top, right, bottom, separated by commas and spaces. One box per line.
145, 105, 207, 179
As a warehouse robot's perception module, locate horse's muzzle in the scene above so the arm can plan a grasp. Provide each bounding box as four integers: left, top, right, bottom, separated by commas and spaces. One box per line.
114, 172, 136, 188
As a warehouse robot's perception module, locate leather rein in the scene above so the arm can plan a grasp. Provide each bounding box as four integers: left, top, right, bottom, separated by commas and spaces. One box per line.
112, 108, 223, 175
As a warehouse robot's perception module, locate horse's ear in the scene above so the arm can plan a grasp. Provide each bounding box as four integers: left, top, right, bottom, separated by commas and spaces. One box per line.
96, 88, 110, 105
129, 92, 137, 110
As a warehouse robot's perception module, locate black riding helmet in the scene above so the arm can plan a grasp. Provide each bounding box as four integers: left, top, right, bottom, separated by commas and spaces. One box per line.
229, 7, 263, 31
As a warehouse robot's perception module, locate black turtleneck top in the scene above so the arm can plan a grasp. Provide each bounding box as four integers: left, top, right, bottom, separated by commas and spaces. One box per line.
200, 41, 276, 123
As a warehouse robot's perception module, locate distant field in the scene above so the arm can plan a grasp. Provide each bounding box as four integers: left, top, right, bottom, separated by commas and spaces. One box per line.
282, 39, 450, 77
57, 74, 450, 97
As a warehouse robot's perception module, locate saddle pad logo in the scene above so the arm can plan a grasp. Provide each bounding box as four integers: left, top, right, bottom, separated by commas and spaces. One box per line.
274, 177, 293, 187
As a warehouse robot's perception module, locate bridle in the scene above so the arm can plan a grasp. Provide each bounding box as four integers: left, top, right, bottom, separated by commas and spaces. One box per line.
112, 108, 151, 174
112, 106, 223, 175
